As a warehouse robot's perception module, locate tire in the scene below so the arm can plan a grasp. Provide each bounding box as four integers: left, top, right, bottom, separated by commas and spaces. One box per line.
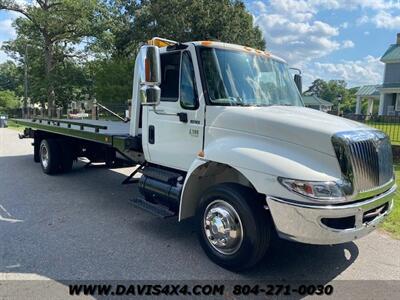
196, 183, 271, 271
105, 148, 117, 168
39, 139, 61, 174
33, 139, 40, 163
59, 141, 74, 172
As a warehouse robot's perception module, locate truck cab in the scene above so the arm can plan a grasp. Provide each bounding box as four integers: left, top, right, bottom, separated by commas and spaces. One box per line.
131, 38, 396, 270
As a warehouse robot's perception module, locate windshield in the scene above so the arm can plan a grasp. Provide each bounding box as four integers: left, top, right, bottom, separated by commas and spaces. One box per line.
199, 47, 304, 107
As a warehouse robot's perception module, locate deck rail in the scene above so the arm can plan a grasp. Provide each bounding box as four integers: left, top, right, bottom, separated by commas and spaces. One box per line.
32, 118, 108, 133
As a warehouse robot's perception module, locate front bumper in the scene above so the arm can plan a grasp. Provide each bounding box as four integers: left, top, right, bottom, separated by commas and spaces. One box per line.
266, 185, 396, 245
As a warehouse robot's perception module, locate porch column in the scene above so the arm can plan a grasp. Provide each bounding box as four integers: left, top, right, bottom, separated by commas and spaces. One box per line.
355, 96, 362, 114
367, 98, 374, 115
378, 92, 385, 116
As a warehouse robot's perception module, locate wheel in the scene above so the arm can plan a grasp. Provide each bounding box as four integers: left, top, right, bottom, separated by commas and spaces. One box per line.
39, 139, 61, 174
196, 183, 271, 271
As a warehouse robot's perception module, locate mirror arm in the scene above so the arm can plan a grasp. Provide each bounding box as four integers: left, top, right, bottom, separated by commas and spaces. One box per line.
289, 67, 302, 74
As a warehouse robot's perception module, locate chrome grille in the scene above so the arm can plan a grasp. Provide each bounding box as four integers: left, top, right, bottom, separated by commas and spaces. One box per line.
348, 140, 379, 191
332, 130, 393, 196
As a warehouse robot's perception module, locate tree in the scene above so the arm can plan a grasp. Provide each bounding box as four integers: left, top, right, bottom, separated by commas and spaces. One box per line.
88, 0, 265, 105
1, 0, 266, 112
2, 19, 93, 109
0, 61, 23, 94
89, 57, 134, 105
132, 0, 265, 49
0, 90, 20, 113
305, 79, 357, 113
304, 79, 328, 98
0, 0, 103, 117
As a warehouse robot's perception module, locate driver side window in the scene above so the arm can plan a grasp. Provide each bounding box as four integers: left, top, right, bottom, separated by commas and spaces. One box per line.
180, 52, 198, 109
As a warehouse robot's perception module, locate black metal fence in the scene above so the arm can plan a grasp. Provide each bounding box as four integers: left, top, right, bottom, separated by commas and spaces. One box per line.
344, 114, 400, 144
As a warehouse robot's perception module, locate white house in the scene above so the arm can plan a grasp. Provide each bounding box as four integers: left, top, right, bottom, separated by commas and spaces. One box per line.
356, 33, 400, 115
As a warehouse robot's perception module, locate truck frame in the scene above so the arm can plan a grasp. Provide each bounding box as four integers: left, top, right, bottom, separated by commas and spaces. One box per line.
14, 37, 396, 271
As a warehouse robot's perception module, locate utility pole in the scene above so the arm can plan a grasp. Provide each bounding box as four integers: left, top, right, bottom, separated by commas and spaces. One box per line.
337, 94, 342, 116
23, 44, 28, 119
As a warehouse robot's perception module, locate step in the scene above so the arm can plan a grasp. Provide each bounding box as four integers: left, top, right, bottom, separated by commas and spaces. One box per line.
141, 166, 183, 184
130, 197, 176, 218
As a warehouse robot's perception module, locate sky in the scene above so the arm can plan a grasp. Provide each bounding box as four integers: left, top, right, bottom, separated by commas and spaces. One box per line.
0, 0, 400, 88
245, 0, 400, 88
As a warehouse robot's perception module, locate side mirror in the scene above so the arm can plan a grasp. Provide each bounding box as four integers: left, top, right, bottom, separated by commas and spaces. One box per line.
140, 85, 161, 106
294, 74, 302, 94
138, 45, 161, 106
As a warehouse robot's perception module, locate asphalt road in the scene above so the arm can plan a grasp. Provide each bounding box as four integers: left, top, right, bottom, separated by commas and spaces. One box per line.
0, 128, 399, 298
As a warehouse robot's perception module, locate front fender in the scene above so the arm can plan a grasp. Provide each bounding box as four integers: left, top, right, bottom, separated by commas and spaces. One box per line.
204, 134, 340, 182
179, 135, 341, 220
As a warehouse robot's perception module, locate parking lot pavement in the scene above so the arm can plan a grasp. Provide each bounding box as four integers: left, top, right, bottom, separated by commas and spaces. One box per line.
1, 128, 399, 285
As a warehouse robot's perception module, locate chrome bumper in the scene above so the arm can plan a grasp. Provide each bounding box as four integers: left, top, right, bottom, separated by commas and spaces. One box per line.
266, 185, 396, 245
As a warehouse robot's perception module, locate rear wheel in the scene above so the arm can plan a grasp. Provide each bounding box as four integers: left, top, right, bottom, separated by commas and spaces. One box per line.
196, 183, 271, 271
40, 139, 61, 174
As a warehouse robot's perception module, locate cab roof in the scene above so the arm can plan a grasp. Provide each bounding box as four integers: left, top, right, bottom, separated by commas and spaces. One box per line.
147, 37, 286, 63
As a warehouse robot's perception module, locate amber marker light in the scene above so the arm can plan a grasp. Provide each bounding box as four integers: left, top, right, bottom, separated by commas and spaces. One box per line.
201, 41, 213, 47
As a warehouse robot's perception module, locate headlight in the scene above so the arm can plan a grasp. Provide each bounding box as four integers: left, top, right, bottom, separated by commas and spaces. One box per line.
278, 177, 348, 201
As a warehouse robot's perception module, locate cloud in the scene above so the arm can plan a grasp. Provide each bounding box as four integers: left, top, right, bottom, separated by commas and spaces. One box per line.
251, 1, 267, 13
0, 19, 16, 38
283, 0, 400, 11
0, 12, 18, 63
0, 42, 8, 63
342, 40, 355, 48
310, 56, 384, 87
248, 1, 392, 87
356, 15, 369, 25
253, 3, 342, 65
257, 20, 340, 64
372, 11, 400, 29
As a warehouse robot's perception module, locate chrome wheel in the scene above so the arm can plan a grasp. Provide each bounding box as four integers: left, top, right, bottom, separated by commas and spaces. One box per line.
203, 199, 243, 255
40, 144, 49, 169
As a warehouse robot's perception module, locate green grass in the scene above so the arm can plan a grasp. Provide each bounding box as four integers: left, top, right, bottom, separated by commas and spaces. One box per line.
381, 165, 400, 239
5, 120, 24, 132
365, 122, 400, 145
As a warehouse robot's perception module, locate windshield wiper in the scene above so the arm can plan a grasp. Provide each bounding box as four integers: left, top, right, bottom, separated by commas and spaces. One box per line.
228, 96, 245, 105
213, 97, 246, 106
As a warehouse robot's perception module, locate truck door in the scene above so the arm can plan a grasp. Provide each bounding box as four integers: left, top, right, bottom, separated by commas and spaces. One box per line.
143, 47, 205, 171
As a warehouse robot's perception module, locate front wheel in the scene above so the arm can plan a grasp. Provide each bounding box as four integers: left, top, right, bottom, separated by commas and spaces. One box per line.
196, 183, 271, 271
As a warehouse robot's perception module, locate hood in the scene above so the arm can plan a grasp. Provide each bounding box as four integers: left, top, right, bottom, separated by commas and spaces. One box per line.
206, 106, 371, 156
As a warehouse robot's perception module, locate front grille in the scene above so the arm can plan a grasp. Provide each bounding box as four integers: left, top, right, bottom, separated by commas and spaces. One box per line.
332, 130, 393, 196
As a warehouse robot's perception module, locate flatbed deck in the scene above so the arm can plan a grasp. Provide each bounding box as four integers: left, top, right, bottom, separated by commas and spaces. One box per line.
12, 118, 140, 152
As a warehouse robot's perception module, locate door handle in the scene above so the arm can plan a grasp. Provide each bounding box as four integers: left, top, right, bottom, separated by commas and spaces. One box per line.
148, 125, 155, 144
177, 112, 188, 123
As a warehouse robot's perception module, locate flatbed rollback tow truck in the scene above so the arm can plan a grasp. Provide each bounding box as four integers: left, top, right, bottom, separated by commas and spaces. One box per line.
14, 37, 396, 271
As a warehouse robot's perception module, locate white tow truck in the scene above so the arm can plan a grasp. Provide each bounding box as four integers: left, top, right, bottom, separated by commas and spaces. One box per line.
15, 37, 396, 270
